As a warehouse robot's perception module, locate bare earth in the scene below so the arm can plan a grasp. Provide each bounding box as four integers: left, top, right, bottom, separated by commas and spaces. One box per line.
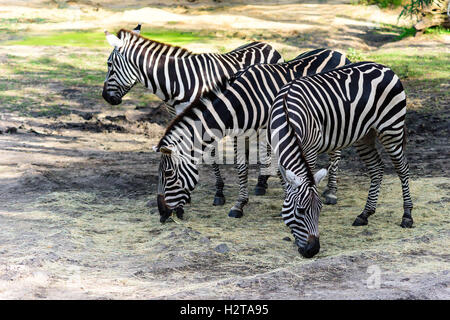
0, 1, 449, 299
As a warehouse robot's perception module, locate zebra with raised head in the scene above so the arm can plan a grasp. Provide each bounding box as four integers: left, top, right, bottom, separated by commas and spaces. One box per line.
153, 49, 350, 221
102, 24, 283, 205
268, 62, 413, 258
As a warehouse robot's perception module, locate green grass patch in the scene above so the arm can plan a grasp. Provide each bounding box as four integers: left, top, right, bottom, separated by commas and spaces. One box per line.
6, 29, 215, 48
352, 0, 404, 8
366, 50, 450, 79
0, 17, 49, 24
397, 27, 416, 39
424, 26, 450, 36
347, 48, 450, 79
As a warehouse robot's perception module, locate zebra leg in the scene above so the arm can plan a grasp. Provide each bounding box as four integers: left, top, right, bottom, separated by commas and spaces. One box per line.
379, 129, 414, 228
254, 131, 271, 196
323, 150, 341, 205
229, 139, 249, 218
275, 169, 287, 217
254, 173, 269, 196
352, 131, 384, 226
212, 162, 226, 206
228, 162, 249, 218
211, 146, 226, 206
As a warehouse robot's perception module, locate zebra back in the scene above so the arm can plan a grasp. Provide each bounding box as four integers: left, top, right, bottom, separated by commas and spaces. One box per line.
106, 30, 283, 115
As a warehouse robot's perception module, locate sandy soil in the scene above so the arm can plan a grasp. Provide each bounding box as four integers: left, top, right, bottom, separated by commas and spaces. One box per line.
0, 1, 449, 299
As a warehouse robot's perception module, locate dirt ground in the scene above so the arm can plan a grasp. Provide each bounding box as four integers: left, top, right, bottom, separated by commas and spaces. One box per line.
0, 0, 449, 299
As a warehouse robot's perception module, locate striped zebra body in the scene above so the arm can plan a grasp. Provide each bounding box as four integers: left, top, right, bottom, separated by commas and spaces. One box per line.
268, 62, 413, 258
102, 28, 283, 207
103, 29, 282, 114
154, 49, 350, 220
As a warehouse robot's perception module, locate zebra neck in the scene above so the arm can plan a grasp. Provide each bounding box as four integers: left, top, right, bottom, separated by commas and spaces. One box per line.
280, 112, 319, 184
160, 104, 225, 162
119, 36, 193, 107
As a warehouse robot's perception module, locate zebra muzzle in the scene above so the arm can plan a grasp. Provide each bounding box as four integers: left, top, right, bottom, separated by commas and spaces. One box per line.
297, 235, 320, 258
102, 86, 122, 105
157, 194, 173, 223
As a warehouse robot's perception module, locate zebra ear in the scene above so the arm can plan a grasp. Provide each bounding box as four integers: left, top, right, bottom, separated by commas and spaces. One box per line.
133, 23, 142, 35
279, 166, 303, 188
314, 168, 328, 185
104, 30, 124, 48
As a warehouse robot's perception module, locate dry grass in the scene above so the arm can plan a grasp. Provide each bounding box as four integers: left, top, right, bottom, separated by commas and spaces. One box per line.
0, 0, 448, 299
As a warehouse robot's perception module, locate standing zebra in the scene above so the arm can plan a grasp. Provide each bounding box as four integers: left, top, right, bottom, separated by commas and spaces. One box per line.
102, 25, 283, 206
154, 49, 350, 221
268, 62, 413, 258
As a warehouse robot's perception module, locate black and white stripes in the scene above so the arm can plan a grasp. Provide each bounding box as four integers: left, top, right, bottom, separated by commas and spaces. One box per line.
154, 49, 350, 219
268, 62, 413, 258
102, 26, 283, 207
102, 28, 283, 115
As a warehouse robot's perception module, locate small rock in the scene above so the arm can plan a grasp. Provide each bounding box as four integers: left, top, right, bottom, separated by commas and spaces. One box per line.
5, 127, 17, 134
147, 199, 157, 207
214, 243, 229, 254
28, 128, 41, 135
46, 252, 60, 261
361, 230, 374, 236
79, 112, 93, 121
133, 270, 145, 278
282, 237, 291, 242
199, 236, 210, 244
105, 115, 127, 122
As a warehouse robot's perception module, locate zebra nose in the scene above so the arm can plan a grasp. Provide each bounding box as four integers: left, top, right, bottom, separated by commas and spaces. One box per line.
102, 87, 122, 105
157, 194, 172, 223
298, 235, 320, 258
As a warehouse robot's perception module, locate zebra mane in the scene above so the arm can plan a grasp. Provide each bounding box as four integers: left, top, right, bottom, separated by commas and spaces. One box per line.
280, 87, 316, 187
117, 29, 193, 56
156, 98, 209, 150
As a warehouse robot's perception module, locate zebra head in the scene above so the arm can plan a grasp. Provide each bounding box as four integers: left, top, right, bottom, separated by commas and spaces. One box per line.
154, 144, 199, 223
102, 27, 140, 105
279, 166, 328, 258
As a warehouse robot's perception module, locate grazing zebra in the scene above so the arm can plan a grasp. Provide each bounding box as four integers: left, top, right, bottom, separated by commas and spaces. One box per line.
154, 49, 350, 221
268, 62, 413, 258
102, 25, 283, 205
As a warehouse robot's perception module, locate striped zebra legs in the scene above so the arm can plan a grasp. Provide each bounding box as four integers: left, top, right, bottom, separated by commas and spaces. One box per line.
211, 147, 226, 206
228, 138, 249, 218
254, 133, 272, 196
379, 128, 413, 228
352, 130, 384, 226
211, 162, 226, 206
322, 150, 341, 205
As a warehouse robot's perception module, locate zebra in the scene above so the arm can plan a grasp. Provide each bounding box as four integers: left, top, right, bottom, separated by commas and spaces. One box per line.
102, 24, 283, 206
153, 49, 350, 221
268, 62, 413, 258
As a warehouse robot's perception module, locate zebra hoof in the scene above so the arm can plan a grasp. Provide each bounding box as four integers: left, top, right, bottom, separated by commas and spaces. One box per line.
175, 207, 184, 220
400, 216, 414, 228
324, 194, 337, 205
352, 216, 368, 226
213, 196, 226, 206
254, 186, 267, 196
228, 209, 243, 218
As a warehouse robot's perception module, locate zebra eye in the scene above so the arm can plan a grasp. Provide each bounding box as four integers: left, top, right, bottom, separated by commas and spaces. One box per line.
164, 169, 174, 177
107, 62, 112, 68
297, 207, 306, 215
